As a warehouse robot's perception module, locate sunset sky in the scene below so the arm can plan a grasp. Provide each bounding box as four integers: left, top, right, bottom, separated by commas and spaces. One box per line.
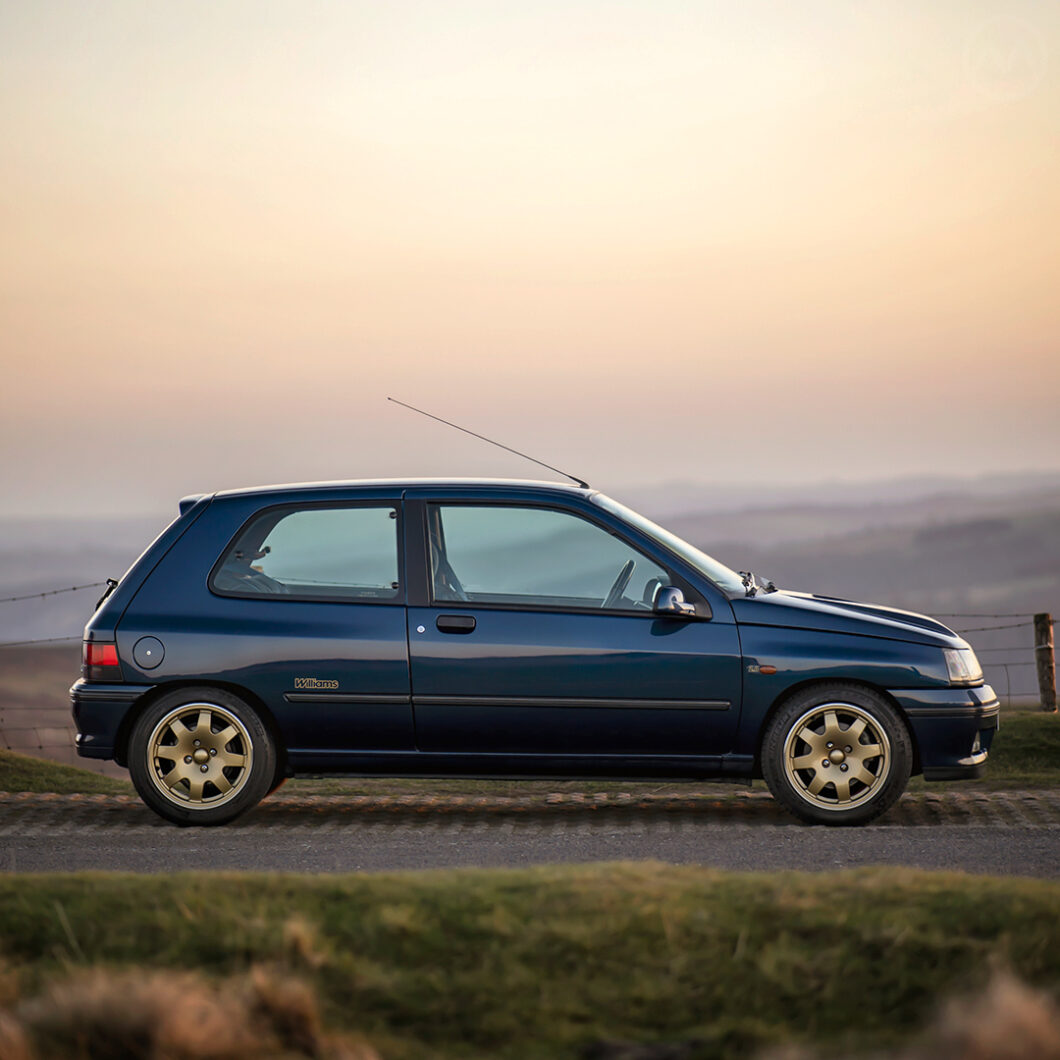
1, 0, 1058, 516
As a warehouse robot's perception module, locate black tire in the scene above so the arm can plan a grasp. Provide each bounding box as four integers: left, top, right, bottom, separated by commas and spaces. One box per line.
264, 736, 289, 797
761, 683, 912, 826
128, 687, 276, 826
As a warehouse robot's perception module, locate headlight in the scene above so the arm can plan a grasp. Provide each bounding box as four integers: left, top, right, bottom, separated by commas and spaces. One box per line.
943, 647, 983, 686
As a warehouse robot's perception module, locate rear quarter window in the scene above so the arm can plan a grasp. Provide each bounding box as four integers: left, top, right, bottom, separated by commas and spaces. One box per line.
210, 504, 400, 601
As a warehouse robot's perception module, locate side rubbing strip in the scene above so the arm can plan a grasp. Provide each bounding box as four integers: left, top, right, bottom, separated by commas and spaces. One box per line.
284, 693, 412, 705
414, 696, 731, 711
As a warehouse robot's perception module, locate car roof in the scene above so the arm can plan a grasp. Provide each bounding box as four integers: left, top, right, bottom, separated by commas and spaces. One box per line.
203, 478, 597, 501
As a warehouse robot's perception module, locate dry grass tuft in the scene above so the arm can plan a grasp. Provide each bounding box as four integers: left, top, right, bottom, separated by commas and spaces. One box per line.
759, 972, 1060, 1060
914, 972, 1060, 1060
246, 966, 323, 1056
8, 967, 381, 1060
283, 915, 328, 970
0, 958, 21, 1010
0, 1010, 31, 1060
17, 969, 258, 1059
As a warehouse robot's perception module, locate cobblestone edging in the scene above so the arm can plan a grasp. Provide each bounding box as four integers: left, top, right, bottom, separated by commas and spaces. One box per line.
1, 789, 1059, 828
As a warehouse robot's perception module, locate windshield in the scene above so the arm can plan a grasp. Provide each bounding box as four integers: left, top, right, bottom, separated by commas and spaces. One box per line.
592, 494, 746, 595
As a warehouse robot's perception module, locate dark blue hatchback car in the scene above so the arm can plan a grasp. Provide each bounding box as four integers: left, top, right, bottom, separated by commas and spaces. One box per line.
72, 479, 998, 826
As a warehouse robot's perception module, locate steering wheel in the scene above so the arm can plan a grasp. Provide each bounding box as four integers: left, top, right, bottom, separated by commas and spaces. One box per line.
602, 559, 635, 609
437, 555, 469, 602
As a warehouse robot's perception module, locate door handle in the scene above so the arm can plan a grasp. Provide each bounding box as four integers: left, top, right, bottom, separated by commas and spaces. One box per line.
436, 614, 476, 634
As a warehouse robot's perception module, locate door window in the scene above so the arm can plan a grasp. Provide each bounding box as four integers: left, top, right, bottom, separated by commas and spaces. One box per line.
212, 505, 400, 600
429, 505, 668, 611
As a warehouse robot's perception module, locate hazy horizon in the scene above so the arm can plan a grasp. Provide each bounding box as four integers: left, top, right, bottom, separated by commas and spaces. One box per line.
0, 466, 1057, 522
2, 1, 1058, 518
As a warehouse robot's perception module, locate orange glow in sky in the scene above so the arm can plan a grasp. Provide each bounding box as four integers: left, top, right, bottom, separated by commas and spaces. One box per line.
1, 1, 1057, 514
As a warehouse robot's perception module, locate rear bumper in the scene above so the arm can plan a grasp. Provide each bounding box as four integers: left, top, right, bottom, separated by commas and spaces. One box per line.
70, 679, 152, 761
889, 684, 999, 781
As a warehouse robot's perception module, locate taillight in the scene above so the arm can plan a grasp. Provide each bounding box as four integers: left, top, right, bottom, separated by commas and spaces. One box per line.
83, 641, 122, 681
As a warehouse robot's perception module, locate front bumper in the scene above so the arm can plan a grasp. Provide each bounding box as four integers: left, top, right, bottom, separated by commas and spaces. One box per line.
70, 679, 153, 762
890, 684, 999, 781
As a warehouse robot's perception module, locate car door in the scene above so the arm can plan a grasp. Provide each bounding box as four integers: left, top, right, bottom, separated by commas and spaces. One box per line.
203, 497, 414, 756
405, 496, 742, 756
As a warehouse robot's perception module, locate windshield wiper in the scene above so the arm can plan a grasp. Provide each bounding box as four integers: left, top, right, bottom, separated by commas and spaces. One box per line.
739, 570, 777, 597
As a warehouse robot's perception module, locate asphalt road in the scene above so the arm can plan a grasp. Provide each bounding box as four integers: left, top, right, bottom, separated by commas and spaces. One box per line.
2, 792, 1058, 876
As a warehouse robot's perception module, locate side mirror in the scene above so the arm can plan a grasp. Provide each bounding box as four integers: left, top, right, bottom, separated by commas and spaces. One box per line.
653, 585, 698, 618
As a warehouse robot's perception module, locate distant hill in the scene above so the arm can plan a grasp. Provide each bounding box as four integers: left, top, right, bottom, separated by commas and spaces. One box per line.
661, 487, 1060, 550
670, 503, 1059, 700
0, 515, 169, 645
688, 507, 1059, 618
621, 469, 1060, 519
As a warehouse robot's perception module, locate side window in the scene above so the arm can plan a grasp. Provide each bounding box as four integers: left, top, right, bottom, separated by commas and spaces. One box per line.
429, 505, 669, 611
212, 506, 400, 600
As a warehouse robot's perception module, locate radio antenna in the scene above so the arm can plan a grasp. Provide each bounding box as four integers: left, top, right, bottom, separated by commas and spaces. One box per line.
388, 397, 590, 489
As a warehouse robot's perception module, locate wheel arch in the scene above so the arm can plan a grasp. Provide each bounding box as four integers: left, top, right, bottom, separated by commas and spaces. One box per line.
753, 677, 921, 778
114, 680, 287, 782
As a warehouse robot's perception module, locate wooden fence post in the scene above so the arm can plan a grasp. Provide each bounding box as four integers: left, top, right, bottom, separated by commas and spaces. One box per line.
1034, 613, 1056, 713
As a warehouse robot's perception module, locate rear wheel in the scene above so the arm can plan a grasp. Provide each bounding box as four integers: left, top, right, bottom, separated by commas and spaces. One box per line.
762, 684, 911, 826
129, 687, 276, 826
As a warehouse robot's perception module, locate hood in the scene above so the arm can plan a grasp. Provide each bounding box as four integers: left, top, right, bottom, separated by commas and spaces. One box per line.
729, 590, 968, 648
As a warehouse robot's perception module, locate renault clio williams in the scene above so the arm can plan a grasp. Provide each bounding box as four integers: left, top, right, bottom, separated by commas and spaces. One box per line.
72, 481, 997, 826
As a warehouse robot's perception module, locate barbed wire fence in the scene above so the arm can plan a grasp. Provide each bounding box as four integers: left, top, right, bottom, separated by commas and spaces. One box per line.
0, 582, 116, 775
0, 583, 1056, 772
0, 582, 108, 604
933, 611, 1056, 712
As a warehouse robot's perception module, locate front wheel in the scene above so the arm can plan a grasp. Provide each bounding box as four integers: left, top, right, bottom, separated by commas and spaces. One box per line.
761, 684, 912, 826
128, 687, 276, 826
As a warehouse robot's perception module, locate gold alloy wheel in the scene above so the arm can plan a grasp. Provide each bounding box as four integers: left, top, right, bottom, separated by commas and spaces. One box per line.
783, 702, 891, 812
147, 702, 254, 808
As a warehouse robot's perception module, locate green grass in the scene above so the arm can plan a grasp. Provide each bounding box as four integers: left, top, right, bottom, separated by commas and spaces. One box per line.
988, 707, 1060, 781
909, 708, 1060, 792
0, 749, 130, 795
3, 707, 1057, 798
1, 865, 1058, 1059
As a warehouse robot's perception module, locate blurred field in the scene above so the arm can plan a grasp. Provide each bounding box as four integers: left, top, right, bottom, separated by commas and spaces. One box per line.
1, 865, 1059, 1059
